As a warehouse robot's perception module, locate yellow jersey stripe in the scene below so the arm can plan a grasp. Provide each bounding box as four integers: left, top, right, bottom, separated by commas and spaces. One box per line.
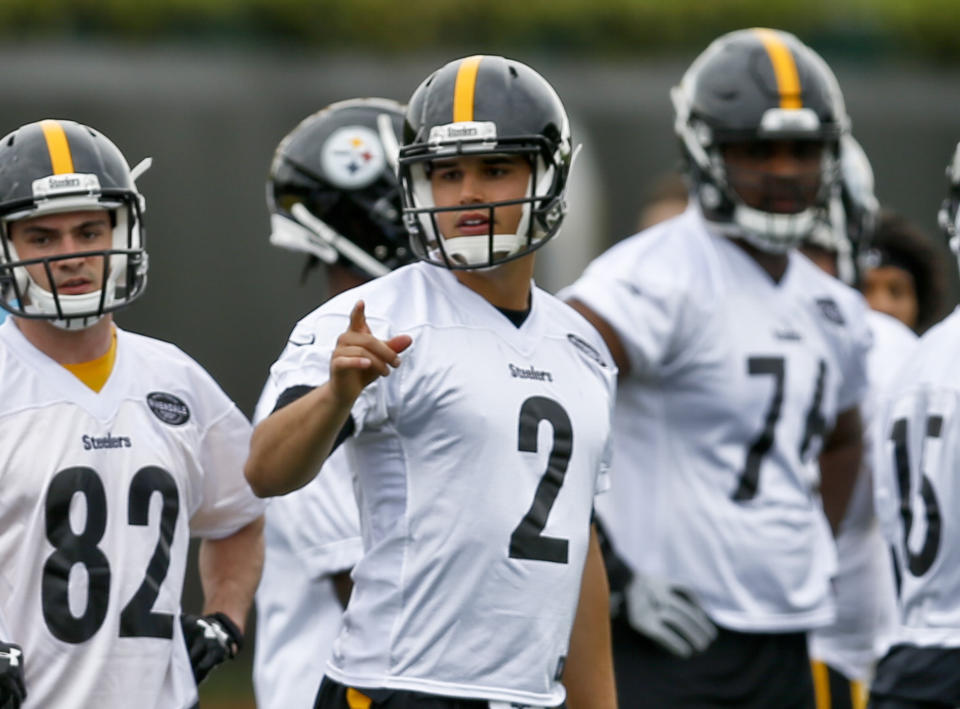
811, 660, 831, 709
453, 55, 483, 123
346, 687, 372, 709
754, 28, 803, 109
63, 329, 117, 393
40, 119, 75, 175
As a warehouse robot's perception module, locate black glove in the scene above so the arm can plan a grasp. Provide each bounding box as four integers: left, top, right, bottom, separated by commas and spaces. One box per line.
0, 641, 25, 709
180, 612, 243, 685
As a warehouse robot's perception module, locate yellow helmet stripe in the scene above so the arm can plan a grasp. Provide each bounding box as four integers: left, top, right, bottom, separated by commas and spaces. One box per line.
754, 28, 803, 109
345, 688, 372, 709
40, 119, 75, 175
453, 55, 483, 123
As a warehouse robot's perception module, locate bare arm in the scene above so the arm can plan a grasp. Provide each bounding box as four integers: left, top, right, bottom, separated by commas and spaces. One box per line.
563, 524, 617, 709
198, 516, 265, 634
819, 406, 864, 535
565, 298, 630, 379
244, 300, 412, 497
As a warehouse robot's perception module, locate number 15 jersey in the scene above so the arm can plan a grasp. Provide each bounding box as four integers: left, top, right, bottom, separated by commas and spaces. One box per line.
0, 319, 266, 709
266, 262, 616, 706
561, 207, 871, 632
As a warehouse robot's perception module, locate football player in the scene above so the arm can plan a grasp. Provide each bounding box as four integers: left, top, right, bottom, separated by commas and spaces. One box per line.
245, 55, 618, 709
868, 142, 960, 709
859, 210, 949, 335
0, 119, 265, 709
802, 136, 917, 709
561, 29, 872, 707
252, 98, 413, 709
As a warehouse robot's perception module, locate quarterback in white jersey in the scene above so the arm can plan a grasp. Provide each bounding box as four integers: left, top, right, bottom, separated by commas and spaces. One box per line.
564, 29, 871, 708
252, 98, 413, 709
869, 142, 960, 708
0, 119, 265, 709
247, 56, 618, 709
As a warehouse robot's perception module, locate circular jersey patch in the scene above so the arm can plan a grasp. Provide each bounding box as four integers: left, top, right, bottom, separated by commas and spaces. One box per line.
147, 392, 191, 426
320, 126, 385, 189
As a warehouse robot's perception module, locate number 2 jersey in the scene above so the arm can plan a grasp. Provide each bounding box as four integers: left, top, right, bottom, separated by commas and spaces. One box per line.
0, 319, 266, 709
265, 261, 616, 706
874, 306, 960, 650
560, 206, 871, 632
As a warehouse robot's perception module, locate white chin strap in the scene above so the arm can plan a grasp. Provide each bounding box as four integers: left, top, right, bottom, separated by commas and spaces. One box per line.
729, 203, 817, 254
432, 232, 539, 269
16, 280, 109, 330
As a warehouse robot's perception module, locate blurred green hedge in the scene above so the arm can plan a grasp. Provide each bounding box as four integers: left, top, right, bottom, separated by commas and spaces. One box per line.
2, 0, 959, 60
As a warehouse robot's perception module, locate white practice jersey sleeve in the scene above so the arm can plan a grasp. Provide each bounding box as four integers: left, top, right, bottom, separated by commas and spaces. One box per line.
268, 262, 616, 706
252, 379, 363, 709
560, 206, 872, 633
809, 310, 917, 680
874, 307, 960, 649
0, 320, 265, 709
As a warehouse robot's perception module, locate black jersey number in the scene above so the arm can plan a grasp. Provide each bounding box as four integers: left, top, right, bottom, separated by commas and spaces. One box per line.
42, 465, 179, 644
509, 396, 573, 564
890, 416, 942, 577
733, 356, 828, 501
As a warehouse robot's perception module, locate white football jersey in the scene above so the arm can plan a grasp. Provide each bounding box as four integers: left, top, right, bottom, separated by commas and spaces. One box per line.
0, 319, 265, 709
561, 207, 871, 632
252, 380, 363, 709
267, 261, 616, 706
874, 306, 960, 649
809, 310, 917, 680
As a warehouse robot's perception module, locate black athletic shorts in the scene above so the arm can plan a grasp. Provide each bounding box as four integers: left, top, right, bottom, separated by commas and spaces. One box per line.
610, 616, 815, 708
314, 677, 566, 709
869, 644, 960, 709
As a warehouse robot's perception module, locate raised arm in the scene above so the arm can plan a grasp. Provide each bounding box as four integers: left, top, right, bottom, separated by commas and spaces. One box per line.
244, 300, 411, 497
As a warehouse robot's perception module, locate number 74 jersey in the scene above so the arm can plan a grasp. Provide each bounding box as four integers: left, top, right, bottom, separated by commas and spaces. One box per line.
874, 308, 960, 649
0, 320, 265, 709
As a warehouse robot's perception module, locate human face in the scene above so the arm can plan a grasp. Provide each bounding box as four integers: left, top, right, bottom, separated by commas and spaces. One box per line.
7, 210, 113, 296
861, 265, 919, 330
722, 140, 824, 214
429, 154, 532, 240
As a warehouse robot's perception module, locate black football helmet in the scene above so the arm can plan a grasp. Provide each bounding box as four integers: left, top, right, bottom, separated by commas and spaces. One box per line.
807, 134, 879, 284
267, 98, 412, 279
672, 28, 848, 253
0, 119, 148, 329
398, 55, 573, 270
938, 141, 960, 270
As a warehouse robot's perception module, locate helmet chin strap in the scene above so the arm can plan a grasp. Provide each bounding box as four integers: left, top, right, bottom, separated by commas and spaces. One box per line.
730, 203, 816, 253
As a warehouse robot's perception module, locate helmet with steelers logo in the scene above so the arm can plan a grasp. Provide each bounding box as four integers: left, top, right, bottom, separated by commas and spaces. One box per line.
267, 97, 412, 279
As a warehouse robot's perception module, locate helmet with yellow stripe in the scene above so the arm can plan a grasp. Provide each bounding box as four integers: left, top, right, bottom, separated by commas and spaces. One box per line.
0, 119, 148, 329
672, 28, 848, 253
398, 55, 573, 269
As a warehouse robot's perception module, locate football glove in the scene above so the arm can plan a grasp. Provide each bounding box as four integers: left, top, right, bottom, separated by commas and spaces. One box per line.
624, 575, 718, 658
0, 641, 25, 709
180, 612, 243, 685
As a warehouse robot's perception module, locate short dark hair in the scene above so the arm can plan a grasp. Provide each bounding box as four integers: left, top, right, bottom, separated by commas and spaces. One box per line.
861, 209, 950, 333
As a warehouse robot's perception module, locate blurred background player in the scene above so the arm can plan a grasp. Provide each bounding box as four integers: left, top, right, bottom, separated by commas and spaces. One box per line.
0, 119, 265, 709
801, 135, 917, 709
868, 141, 960, 709
246, 55, 618, 709
252, 97, 413, 709
859, 210, 950, 335
563, 29, 872, 708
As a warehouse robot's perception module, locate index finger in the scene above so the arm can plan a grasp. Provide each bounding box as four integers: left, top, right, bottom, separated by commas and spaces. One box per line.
348, 300, 371, 335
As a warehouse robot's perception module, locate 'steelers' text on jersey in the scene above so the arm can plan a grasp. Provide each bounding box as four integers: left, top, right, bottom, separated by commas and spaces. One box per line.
265, 262, 616, 706
560, 206, 871, 632
0, 320, 265, 709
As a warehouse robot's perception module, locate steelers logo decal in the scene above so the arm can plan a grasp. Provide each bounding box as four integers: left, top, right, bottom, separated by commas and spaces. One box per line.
321, 126, 385, 189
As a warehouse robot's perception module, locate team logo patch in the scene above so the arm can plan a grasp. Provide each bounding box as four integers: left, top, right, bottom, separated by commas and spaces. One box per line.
567, 333, 608, 368
147, 392, 190, 426
320, 125, 385, 189
815, 297, 845, 325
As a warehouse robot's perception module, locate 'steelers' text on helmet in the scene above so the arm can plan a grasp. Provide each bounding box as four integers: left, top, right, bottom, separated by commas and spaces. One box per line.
398, 55, 573, 270
938, 141, 960, 273
672, 28, 848, 253
0, 119, 148, 329
267, 97, 413, 279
